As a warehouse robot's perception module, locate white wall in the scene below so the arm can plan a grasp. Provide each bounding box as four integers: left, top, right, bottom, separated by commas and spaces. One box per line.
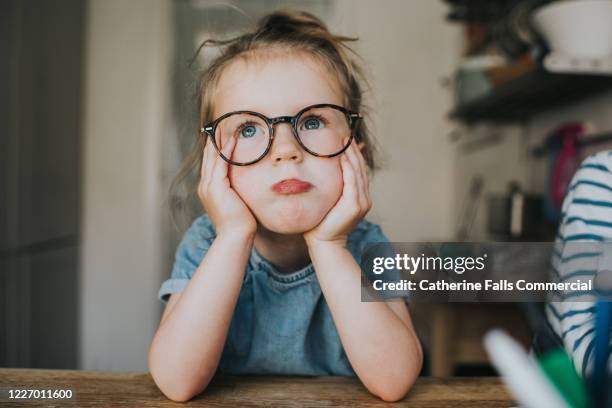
453, 124, 530, 239
331, 0, 462, 241
80, 0, 172, 371
453, 89, 612, 238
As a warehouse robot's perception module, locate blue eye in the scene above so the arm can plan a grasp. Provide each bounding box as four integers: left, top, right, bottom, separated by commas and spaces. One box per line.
301, 117, 324, 131
239, 124, 259, 139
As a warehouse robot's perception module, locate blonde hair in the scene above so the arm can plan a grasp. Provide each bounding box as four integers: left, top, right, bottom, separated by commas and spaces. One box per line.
169, 10, 378, 228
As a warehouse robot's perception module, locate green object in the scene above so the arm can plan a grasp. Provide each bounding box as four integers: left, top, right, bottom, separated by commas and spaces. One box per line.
538, 349, 591, 408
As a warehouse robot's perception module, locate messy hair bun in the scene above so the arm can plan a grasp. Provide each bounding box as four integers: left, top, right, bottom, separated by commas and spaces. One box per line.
258, 9, 330, 34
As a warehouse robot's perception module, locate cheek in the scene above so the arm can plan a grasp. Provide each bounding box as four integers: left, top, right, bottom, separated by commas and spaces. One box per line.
228, 166, 260, 203
316, 158, 344, 204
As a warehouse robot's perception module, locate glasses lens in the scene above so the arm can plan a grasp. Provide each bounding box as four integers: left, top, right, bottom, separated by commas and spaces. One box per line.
215, 113, 270, 164
296, 106, 351, 156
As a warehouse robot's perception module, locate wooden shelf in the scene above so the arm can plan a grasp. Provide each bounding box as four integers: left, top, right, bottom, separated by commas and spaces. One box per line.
449, 68, 612, 124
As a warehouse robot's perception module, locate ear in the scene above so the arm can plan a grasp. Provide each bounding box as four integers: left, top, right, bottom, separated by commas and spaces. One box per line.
357, 142, 365, 152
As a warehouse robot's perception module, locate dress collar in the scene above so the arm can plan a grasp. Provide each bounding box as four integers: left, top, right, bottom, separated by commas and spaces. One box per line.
250, 245, 315, 283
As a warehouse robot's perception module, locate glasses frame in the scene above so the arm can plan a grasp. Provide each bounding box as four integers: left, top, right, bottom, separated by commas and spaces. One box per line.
200, 103, 363, 166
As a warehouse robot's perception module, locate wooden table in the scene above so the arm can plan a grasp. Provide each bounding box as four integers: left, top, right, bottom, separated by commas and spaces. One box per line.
0, 368, 515, 407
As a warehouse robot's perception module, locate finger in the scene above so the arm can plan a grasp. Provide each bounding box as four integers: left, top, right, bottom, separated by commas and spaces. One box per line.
340, 151, 359, 204
213, 136, 236, 181
198, 142, 216, 207
202, 137, 215, 182
355, 142, 369, 189
200, 141, 215, 197
353, 142, 372, 210
344, 137, 360, 175
352, 143, 371, 215
200, 137, 208, 179
345, 140, 367, 209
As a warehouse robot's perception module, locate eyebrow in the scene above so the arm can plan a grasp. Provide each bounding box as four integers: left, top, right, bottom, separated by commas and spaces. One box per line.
215, 101, 345, 119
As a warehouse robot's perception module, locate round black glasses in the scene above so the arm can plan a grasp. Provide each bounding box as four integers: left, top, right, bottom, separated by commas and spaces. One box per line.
200, 103, 362, 166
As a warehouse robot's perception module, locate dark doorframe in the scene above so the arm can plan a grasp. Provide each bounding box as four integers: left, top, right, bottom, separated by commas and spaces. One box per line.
0, 0, 84, 369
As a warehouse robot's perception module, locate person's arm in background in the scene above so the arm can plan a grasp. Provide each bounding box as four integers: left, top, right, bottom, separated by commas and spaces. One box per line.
547, 151, 612, 377
149, 139, 256, 402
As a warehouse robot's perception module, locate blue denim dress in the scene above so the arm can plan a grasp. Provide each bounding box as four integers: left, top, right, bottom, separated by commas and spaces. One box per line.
157, 214, 390, 376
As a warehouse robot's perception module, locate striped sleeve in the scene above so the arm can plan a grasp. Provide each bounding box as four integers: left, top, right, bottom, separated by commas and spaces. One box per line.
546, 150, 612, 377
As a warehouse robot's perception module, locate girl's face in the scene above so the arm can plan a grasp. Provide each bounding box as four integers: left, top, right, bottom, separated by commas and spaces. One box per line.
213, 53, 345, 234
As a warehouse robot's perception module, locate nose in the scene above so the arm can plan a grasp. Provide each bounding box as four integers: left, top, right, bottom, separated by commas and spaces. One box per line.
270, 123, 304, 164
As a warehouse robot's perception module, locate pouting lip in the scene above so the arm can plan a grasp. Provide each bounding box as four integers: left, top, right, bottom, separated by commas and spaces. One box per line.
271, 178, 313, 194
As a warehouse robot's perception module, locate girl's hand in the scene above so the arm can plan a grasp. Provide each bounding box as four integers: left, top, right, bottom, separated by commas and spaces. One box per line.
303, 139, 372, 248
198, 138, 257, 237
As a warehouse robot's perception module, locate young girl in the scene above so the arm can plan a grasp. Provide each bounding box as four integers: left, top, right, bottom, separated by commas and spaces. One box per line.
148, 10, 423, 402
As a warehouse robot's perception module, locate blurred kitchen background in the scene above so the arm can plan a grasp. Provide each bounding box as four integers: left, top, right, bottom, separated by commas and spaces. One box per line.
2, 0, 612, 375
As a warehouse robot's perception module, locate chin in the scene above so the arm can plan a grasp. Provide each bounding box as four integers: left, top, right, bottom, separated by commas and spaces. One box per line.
257, 199, 328, 234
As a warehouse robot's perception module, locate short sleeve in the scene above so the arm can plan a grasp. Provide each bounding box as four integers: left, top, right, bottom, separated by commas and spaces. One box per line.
347, 219, 390, 263
348, 219, 406, 301
157, 214, 216, 304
